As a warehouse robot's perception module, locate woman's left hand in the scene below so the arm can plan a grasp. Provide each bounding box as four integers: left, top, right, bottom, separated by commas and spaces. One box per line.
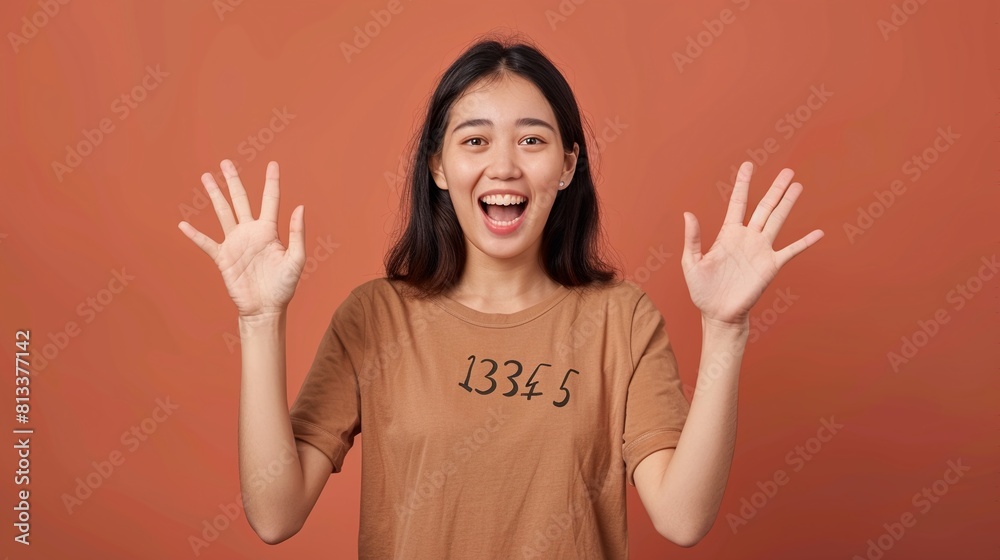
681, 162, 825, 328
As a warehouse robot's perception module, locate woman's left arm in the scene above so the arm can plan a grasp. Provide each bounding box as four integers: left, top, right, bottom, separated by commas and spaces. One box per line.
634, 162, 824, 546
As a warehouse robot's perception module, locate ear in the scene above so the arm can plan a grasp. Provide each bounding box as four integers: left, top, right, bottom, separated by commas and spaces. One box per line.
559, 142, 580, 191
429, 152, 447, 190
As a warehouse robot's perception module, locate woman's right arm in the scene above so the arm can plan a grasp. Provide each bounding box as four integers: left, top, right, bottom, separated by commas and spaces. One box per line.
178, 159, 332, 544
237, 310, 333, 544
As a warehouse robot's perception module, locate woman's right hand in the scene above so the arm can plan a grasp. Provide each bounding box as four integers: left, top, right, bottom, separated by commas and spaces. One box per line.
178, 160, 306, 318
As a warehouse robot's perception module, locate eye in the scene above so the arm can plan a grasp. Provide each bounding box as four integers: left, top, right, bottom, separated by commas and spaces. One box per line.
522, 137, 544, 146
462, 137, 486, 146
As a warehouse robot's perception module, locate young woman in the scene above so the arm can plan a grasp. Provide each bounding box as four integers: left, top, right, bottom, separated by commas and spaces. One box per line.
178, 35, 823, 558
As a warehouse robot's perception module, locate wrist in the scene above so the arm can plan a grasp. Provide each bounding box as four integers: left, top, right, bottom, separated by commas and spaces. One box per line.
238, 310, 286, 336
701, 314, 749, 333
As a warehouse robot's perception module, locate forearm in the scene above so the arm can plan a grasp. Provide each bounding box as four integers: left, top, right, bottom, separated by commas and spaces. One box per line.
237, 312, 306, 542
655, 316, 748, 544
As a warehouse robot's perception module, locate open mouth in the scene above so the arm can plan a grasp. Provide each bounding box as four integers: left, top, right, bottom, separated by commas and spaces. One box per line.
479, 194, 528, 226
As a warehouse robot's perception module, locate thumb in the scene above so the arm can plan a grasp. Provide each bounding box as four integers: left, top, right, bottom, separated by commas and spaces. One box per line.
287, 205, 305, 264
682, 212, 702, 266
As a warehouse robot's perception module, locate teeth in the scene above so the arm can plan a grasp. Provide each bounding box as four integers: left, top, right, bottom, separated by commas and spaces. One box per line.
486, 215, 521, 227
479, 194, 526, 206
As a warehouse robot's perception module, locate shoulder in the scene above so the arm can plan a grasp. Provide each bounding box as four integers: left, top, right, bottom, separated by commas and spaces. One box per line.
574, 277, 649, 313
345, 277, 422, 312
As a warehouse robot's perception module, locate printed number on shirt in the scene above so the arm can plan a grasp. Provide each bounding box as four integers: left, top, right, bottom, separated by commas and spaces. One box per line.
458, 355, 581, 408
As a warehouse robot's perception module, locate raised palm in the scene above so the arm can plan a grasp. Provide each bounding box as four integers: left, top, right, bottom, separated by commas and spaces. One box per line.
681, 162, 824, 327
178, 160, 305, 317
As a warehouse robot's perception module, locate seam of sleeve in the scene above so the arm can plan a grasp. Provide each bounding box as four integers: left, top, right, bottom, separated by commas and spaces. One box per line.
623, 426, 683, 455
289, 418, 349, 472
348, 284, 371, 382
289, 417, 341, 441
627, 291, 646, 373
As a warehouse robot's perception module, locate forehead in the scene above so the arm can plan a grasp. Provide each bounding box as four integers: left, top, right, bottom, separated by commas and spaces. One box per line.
448, 74, 555, 125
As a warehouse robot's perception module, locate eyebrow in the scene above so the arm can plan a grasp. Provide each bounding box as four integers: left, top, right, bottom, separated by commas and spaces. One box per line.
451, 117, 556, 134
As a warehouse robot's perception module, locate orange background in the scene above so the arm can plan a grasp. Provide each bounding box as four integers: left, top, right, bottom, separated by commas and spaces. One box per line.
1, 0, 997, 558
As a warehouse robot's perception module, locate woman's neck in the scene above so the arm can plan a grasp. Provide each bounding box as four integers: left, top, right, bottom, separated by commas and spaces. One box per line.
446, 250, 561, 314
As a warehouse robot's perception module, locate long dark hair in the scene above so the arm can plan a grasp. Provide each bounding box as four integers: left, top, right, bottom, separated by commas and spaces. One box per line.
384, 32, 622, 299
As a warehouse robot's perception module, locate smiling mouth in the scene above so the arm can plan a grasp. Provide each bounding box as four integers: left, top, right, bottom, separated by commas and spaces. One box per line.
479, 198, 528, 224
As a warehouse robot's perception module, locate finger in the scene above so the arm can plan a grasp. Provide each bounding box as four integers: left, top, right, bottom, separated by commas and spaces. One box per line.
287, 205, 305, 264
775, 229, 824, 269
221, 159, 254, 223
178, 221, 220, 262
747, 168, 794, 233
723, 161, 753, 225
201, 172, 238, 235
259, 161, 280, 224
682, 211, 702, 268
761, 181, 802, 244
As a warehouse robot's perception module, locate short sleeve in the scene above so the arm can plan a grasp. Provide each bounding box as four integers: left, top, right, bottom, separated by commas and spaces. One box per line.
288, 288, 369, 473
622, 293, 691, 487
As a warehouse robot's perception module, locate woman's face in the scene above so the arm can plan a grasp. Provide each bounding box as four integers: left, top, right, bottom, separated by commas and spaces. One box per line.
430, 73, 579, 263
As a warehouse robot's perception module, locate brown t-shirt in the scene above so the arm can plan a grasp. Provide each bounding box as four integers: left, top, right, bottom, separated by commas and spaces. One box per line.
288, 277, 690, 559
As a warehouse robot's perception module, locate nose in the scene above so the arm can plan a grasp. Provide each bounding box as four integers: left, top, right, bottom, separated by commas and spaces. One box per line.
485, 141, 522, 181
